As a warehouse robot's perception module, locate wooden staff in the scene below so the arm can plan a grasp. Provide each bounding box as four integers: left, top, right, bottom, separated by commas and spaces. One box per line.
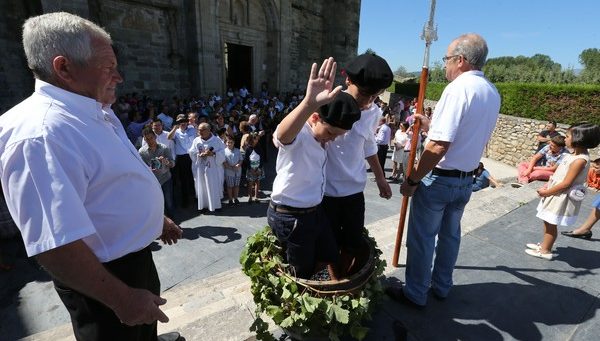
392, 0, 438, 267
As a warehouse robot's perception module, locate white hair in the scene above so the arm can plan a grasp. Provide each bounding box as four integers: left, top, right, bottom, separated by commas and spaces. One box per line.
22, 12, 112, 81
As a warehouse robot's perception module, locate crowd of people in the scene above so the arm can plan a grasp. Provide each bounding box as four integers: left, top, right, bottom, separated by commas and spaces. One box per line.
110, 84, 307, 214
1, 11, 600, 341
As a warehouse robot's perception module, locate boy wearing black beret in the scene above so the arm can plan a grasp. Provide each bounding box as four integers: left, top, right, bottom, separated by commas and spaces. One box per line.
323, 53, 394, 276
268, 57, 360, 280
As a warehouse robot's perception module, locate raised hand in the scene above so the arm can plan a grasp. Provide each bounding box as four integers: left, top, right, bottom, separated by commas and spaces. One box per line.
303, 57, 343, 109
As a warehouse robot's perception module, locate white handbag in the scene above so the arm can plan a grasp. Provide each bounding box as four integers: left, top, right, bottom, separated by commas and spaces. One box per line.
568, 184, 587, 202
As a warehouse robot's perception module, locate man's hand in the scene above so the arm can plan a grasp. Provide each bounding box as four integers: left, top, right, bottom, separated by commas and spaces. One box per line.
400, 180, 418, 197
412, 114, 431, 132
160, 216, 182, 245
376, 177, 392, 199
112, 287, 169, 325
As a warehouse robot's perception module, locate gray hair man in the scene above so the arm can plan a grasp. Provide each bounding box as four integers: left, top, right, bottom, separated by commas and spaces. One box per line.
387, 33, 501, 307
0, 12, 182, 341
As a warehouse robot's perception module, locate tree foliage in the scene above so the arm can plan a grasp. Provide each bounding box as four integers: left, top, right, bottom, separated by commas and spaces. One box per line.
482, 54, 576, 83
578, 48, 600, 84
363, 48, 377, 56
394, 65, 411, 78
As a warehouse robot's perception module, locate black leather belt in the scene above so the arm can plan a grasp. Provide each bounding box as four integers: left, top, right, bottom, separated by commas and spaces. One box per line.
432, 168, 474, 178
269, 201, 318, 215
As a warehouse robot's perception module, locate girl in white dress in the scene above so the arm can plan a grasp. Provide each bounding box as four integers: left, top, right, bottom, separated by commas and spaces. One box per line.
526, 123, 600, 260
390, 121, 409, 181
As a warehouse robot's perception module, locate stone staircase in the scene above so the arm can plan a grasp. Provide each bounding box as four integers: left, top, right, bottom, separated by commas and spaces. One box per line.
21, 181, 540, 341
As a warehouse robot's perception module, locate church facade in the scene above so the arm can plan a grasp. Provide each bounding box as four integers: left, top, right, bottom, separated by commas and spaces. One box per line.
0, 0, 361, 111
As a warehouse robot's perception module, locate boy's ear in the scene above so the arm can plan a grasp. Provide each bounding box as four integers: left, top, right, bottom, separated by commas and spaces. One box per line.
309, 112, 320, 123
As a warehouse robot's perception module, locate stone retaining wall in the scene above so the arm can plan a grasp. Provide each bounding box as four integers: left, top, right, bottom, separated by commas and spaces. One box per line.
486, 115, 600, 166
382, 92, 599, 166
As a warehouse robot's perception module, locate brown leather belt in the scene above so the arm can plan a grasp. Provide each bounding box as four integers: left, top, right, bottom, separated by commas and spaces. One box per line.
432, 168, 474, 178
269, 201, 318, 215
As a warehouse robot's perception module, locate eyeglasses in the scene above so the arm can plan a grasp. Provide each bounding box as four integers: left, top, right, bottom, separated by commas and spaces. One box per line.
442, 55, 461, 63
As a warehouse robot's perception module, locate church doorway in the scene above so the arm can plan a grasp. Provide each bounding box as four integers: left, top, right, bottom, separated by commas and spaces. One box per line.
224, 43, 252, 93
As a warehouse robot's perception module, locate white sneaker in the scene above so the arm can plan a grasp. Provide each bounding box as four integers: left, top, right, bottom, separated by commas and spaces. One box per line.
525, 248, 553, 260
526, 243, 541, 251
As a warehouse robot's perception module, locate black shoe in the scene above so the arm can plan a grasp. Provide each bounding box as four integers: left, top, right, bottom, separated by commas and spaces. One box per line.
385, 286, 425, 310
158, 332, 183, 341
234, 198, 240, 204
561, 230, 592, 239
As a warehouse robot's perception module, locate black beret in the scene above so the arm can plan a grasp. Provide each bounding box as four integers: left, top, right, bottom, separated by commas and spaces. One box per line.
344, 54, 393, 94
318, 92, 361, 130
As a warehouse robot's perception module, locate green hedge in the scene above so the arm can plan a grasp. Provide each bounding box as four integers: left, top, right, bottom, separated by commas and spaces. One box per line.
410, 82, 600, 125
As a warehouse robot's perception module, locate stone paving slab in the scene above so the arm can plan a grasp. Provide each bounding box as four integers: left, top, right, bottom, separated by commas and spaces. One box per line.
7, 155, 600, 341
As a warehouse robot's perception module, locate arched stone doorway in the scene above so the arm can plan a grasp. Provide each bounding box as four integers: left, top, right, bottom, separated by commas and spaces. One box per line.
215, 0, 279, 95
193, 0, 359, 98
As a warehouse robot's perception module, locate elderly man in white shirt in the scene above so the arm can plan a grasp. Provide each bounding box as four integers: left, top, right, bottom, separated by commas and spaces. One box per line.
389, 33, 501, 308
0, 12, 182, 341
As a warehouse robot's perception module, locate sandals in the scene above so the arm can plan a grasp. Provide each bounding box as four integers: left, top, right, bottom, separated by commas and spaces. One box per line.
561, 230, 592, 240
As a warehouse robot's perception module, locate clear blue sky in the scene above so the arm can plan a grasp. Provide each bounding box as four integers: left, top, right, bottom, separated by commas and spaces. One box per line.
358, 0, 599, 73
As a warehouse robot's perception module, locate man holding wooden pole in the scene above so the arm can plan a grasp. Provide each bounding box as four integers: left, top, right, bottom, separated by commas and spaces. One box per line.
387, 33, 501, 307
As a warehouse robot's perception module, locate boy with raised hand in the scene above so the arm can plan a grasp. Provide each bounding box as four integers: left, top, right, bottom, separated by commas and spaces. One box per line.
268, 57, 361, 280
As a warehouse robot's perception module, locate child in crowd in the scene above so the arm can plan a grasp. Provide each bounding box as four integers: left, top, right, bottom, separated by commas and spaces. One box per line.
244, 134, 264, 203
586, 158, 600, 190
472, 162, 501, 192
517, 135, 567, 184
223, 135, 242, 205
526, 123, 600, 260
268, 57, 361, 280
390, 121, 409, 182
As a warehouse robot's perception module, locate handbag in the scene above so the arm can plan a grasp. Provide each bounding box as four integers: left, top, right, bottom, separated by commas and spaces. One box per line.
568, 184, 587, 202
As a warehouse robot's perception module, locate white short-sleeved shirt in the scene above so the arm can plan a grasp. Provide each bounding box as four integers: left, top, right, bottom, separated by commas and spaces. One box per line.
428, 70, 501, 172
325, 102, 382, 197
173, 126, 197, 155
270, 123, 327, 208
0, 80, 164, 262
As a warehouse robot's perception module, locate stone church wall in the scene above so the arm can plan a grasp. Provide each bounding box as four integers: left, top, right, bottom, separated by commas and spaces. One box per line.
0, 0, 361, 113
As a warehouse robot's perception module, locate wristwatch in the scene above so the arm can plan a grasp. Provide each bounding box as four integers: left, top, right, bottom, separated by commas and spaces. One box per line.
406, 177, 420, 186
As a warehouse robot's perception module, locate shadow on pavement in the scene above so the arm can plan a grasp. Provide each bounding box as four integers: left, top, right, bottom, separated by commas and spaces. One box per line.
554, 246, 600, 271
381, 265, 598, 341
181, 226, 242, 244
0, 236, 52, 340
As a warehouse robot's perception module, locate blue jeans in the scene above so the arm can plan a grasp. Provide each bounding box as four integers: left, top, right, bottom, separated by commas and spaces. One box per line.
404, 172, 473, 305
267, 205, 338, 279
